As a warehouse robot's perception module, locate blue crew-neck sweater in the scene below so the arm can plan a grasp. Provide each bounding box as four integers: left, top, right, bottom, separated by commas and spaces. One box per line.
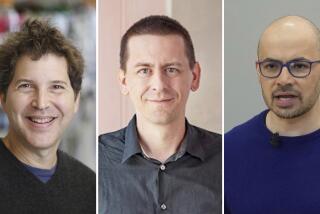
225, 110, 320, 214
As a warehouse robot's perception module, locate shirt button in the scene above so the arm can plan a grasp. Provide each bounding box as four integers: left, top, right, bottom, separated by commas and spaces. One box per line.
160, 203, 167, 210
160, 164, 166, 171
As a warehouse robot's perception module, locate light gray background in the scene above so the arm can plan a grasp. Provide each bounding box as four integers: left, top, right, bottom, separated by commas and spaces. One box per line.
225, 0, 320, 132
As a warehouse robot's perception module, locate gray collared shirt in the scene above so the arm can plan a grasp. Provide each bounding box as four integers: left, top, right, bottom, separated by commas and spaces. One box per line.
99, 116, 221, 214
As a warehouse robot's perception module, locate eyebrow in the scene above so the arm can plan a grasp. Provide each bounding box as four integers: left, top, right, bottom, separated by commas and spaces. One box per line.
289, 57, 309, 61
134, 63, 153, 68
261, 57, 308, 62
163, 62, 183, 67
14, 79, 33, 86
14, 79, 68, 86
51, 80, 68, 86
134, 62, 183, 68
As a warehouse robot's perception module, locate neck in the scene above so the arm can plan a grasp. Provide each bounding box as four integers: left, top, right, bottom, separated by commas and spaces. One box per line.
266, 101, 320, 136
3, 134, 58, 169
136, 115, 186, 163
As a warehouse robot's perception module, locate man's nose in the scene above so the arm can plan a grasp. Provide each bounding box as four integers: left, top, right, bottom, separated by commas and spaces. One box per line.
276, 66, 295, 85
150, 71, 168, 91
32, 89, 50, 110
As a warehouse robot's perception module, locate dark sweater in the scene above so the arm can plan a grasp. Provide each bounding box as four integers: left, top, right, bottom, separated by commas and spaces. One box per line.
225, 110, 320, 214
0, 141, 96, 214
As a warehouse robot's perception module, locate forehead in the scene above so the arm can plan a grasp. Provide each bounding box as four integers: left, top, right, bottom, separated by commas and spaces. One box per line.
126, 34, 188, 65
13, 54, 69, 81
259, 24, 320, 61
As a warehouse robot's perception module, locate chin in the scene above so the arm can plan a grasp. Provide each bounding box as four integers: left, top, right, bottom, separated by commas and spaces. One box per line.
270, 106, 310, 119
25, 134, 60, 150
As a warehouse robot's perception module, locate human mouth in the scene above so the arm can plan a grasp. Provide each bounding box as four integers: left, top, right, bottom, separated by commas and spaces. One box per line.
147, 98, 174, 103
272, 91, 300, 108
26, 116, 57, 127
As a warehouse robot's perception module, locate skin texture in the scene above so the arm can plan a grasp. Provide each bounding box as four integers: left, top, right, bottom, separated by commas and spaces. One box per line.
1, 54, 79, 168
257, 16, 320, 136
119, 34, 200, 162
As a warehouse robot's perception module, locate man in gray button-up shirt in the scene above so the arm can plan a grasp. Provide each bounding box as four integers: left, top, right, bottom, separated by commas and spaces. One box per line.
99, 15, 221, 214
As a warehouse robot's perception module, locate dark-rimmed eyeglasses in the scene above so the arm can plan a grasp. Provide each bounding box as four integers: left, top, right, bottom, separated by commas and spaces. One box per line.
256, 59, 320, 78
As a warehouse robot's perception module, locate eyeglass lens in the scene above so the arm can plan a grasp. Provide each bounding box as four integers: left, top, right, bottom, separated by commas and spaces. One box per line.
260, 61, 311, 77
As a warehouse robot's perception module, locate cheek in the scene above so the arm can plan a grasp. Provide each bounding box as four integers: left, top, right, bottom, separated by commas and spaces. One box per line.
310, 74, 320, 87
302, 80, 320, 97
172, 78, 191, 92
128, 80, 148, 97
5, 95, 30, 115
53, 96, 78, 116
260, 80, 273, 93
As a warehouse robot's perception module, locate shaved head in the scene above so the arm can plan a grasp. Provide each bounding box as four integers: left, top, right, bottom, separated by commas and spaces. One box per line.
257, 16, 320, 59
256, 15, 320, 120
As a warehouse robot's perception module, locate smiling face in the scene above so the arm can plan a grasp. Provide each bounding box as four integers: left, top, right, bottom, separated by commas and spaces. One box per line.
1, 54, 79, 151
120, 34, 200, 125
258, 17, 320, 119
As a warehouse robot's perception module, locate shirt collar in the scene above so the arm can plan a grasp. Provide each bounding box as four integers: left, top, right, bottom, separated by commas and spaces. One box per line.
121, 116, 206, 163
184, 120, 206, 161
121, 116, 142, 163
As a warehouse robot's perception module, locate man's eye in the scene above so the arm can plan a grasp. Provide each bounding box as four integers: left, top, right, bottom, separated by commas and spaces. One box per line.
18, 83, 32, 89
52, 85, 65, 89
263, 62, 280, 70
166, 68, 177, 73
292, 62, 310, 70
138, 68, 151, 76
165, 67, 179, 76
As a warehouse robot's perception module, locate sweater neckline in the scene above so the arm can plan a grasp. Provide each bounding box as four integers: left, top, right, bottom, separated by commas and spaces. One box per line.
258, 110, 320, 143
0, 139, 62, 186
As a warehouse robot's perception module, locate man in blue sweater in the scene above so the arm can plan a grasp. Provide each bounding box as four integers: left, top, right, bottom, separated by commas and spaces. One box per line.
225, 16, 320, 214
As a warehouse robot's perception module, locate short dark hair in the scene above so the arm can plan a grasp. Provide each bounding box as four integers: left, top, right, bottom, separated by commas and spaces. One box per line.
0, 19, 84, 98
120, 15, 196, 70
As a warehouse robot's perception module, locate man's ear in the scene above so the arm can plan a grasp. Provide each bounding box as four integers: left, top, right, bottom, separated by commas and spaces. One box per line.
0, 93, 6, 112
255, 59, 263, 84
119, 69, 129, 95
191, 62, 201, 91
255, 59, 260, 73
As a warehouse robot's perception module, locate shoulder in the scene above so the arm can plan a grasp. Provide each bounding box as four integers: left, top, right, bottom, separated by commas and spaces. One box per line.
190, 124, 222, 154
98, 127, 127, 163
225, 110, 268, 141
56, 151, 95, 213
98, 127, 126, 149
58, 150, 95, 180
0, 142, 11, 164
224, 110, 271, 160
99, 127, 126, 149
191, 125, 221, 142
